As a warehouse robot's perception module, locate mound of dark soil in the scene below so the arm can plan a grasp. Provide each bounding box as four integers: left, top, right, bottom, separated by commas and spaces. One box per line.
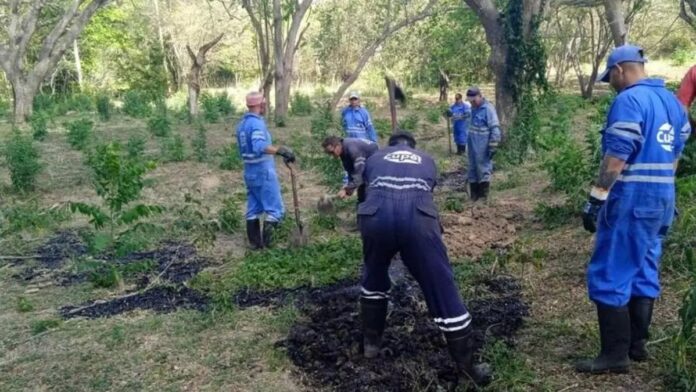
439, 169, 469, 193
277, 275, 529, 392
60, 286, 208, 319
36, 230, 88, 268
119, 242, 206, 285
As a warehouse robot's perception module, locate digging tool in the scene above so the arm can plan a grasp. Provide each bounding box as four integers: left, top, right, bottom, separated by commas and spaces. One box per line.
285, 161, 308, 247
317, 194, 337, 215
385, 76, 405, 134
446, 116, 453, 155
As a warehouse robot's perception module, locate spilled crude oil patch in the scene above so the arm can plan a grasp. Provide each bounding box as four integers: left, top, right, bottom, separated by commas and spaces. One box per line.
273, 274, 528, 392
60, 286, 208, 319
438, 169, 469, 193
36, 230, 88, 269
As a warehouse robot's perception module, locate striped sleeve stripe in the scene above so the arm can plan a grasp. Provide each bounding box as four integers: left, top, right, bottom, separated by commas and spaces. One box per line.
608, 121, 642, 135
605, 126, 644, 141
624, 163, 674, 171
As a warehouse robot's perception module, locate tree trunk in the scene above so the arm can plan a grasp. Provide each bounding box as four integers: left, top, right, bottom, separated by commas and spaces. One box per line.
188, 83, 198, 118
604, 0, 626, 46
186, 34, 224, 122
11, 79, 36, 123
438, 69, 450, 102
73, 39, 83, 91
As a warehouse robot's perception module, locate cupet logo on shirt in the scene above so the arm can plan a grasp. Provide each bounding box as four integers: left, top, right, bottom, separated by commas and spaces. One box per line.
384, 151, 422, 164
656, 123, 674, 152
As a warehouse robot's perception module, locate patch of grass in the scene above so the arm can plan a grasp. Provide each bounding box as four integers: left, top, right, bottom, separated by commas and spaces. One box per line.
219, 197, 242, 234
482, 340, 546, 391
373, 118, 391, 139
74, 258, 156, 288
30, 319, 62, 335
0, 201, 70, 236
426, 107, 442, 124
16, 297, 34, 312
214, 236, 361, 293
398, 113, 419, 131
534, 202, 577, 229
311, 213, 339, 231
443, 196, 465, 213
159, 134, 186, 162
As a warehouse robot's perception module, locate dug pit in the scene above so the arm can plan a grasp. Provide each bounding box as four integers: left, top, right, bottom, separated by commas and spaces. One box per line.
275, 274, 528, 392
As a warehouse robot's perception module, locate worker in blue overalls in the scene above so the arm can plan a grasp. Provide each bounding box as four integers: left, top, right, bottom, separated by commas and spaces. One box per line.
578, 45, 691, 374
446, 93, 472, 155
236, 92, 296, 250
357, 131, 491, 388
466, 87, 501, 201
341, 91, 378, 142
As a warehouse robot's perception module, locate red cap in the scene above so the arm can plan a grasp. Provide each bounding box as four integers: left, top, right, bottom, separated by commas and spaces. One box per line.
246, 91, 265, 107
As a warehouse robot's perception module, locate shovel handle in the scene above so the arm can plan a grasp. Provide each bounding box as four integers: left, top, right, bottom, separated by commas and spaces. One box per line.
285, 162, 303, 230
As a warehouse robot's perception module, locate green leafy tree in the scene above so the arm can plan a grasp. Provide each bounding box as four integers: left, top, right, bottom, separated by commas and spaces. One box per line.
70, 142, 163, 250
5, 129, 42, 192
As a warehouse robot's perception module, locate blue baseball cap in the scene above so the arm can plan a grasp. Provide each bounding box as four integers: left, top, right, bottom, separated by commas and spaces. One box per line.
598, 44, 647, 83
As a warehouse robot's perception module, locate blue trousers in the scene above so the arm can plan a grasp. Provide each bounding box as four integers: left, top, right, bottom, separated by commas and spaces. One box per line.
587, 187, 673, 307
243, 165, 284, 222
357, 190, 471, 332
453, 122, 467, 146
467, 131, 492, 183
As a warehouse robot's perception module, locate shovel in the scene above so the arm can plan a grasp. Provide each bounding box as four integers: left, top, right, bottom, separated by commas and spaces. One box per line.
317, 194, 338, 215
285, 161, 308, 247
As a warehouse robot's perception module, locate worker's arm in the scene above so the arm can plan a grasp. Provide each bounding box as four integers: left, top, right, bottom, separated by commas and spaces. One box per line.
363, 109, 378, 142
486, 105, 502, 146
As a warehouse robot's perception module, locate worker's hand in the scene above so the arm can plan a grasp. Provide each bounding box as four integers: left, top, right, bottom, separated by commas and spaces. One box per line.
582, 187, 607, 233
276, 146, 296, 164
444, 109, 453, 118
337, 188, 349, 199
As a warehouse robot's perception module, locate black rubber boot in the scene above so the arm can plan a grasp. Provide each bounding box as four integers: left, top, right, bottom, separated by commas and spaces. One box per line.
456, 144, 466, 155
469, 182, 480, 202
445, 327, 492, 387
360, 297, 388, 359
262, 221, 280, 248
629, 297, 654, 362
246, 219, 263, 250
575, 304, 630, 374
479, 182, 490, 201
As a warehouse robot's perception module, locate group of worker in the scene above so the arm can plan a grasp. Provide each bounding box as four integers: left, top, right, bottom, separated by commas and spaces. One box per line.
234, 43, 692, 387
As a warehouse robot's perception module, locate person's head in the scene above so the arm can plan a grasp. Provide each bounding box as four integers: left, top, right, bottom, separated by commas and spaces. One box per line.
246, 91, 266, 115
388, 131, 416, 148
455, 93, 463, 103
598, 44, 648, 93
321, 136, 343, 157
349, 91, 361, 108
466, 87, 483, 107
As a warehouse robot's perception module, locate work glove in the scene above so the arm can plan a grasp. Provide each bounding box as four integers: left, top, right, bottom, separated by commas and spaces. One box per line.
582, 188, 607, 233
488, 141, 499, 159
276, 146, 296, 164
444, 109, 453, 118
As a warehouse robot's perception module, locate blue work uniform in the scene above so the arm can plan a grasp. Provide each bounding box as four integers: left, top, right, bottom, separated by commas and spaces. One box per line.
236, 112, 285, 222
467, 99, 501, 183
340, 138, 379, 203
588, 78, 691, 307
450, 101, 472, 147
342, 106, 378, 142
358, 145, 472, 333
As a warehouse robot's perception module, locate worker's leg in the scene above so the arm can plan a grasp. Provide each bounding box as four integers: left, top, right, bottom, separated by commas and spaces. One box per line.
467, 134, 482, 200
260, 168, 285, 247
244, 169, 265, 249
358, 200, 398, 358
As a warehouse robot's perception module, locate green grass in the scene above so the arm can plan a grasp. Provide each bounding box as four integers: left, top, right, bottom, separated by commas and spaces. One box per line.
30, 319, 62, 335
482, 340, 550, 391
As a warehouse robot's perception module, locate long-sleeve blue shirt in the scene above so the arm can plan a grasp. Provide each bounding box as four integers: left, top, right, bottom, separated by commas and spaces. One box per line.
341, 106, 378, 142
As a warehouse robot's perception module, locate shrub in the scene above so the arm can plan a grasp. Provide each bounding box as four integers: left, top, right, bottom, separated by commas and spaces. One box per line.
290, 92, 313, 116
122, 90, 152, 118
373, 118, 391, 139
201, 93, 220, 123
216, 92, 235, 116
219, 197, 242, 234
147, 105, 171, 137
65, 118, 93, 150
70, 142, 163, 252
126, 135, 147, 160
96, 94, 111, 121
192, 122, 208, 162
160, 134, 186, 162
33, 93, 54, 113
67, 93, 94, 112
0, 201, 70, 236
16, 297, 34, 312
219, 143, 242, 170
5, 129, 42, 192
398, 113, 419, 131
30, 111, 49, 141
426, 107, 442, 124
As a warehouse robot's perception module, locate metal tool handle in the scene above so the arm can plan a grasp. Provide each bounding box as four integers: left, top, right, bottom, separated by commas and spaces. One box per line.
285, 162, 303, 230
446, 117, 452, 155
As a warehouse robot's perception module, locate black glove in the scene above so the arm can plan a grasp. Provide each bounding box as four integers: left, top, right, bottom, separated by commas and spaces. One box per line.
444, 109, 453, 118
276, 146, 295, 163
582, 196, 605, 233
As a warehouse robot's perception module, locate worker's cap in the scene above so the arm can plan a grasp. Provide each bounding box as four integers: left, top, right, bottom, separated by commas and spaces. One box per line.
348, 91, 360, 100
599, 44, 647, 83
388, 131, 416, 148
245, 91, 265, 107
466, 87, 481, 97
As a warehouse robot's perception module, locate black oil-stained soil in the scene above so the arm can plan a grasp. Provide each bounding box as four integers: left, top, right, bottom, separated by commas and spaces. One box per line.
438, 169, 469, 193
36, 230, 88, 268
118, 242, 207, 285
276, 275, 529, 392
234, 278, 360, 308
60, 286, 208, 319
